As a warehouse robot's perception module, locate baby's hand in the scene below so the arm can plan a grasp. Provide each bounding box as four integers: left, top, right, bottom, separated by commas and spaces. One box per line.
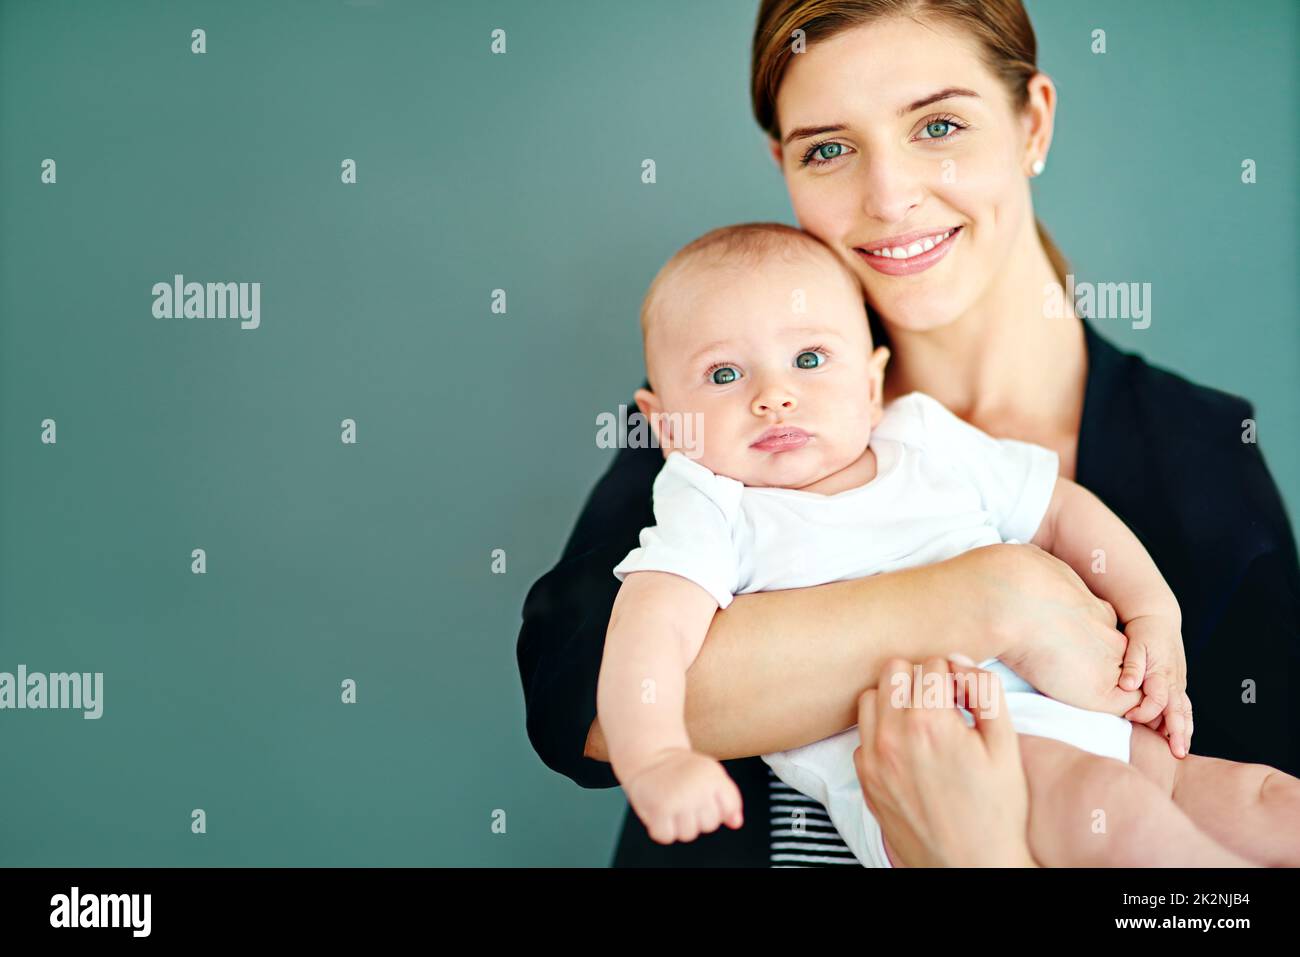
621, 748, 744, 844
1120, 613, 1193, 758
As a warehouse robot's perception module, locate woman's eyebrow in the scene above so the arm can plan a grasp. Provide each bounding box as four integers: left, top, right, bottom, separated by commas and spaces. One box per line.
782, 87, 980, 146
898, 87, 980, 116
783, 123, 846, 146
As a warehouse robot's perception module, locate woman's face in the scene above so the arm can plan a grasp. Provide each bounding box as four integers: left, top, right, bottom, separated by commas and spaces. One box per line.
771, 16, 1040, 332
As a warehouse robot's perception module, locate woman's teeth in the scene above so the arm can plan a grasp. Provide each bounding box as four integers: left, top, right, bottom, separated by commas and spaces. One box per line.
864, 228, 956, 259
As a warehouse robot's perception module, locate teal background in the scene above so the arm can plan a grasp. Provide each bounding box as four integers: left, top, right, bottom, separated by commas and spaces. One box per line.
0, 0, 1295, 866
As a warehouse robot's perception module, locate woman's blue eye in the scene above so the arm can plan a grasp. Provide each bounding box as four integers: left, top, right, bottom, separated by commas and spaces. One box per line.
920, 119, 957, 139
795, 351, 822, 369
711, 366, 739, 385
800, 140, 850, 168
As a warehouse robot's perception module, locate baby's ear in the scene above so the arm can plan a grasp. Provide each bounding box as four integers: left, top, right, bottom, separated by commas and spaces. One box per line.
634, 387, 674, 455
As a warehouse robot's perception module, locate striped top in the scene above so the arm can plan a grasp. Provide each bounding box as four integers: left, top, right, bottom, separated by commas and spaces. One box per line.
767, 766, 859, 867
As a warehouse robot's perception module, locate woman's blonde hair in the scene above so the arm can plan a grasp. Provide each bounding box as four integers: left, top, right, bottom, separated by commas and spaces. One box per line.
750, 0, 1070, 286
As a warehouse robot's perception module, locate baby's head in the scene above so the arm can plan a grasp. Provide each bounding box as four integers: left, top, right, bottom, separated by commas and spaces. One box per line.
635, 223, 890, 489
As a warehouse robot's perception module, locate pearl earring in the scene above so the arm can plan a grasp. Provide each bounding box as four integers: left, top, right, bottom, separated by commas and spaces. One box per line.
1031, 159, 1046, 176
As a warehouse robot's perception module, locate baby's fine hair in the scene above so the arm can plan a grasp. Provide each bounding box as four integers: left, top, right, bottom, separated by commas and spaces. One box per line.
638, 222, 858, 348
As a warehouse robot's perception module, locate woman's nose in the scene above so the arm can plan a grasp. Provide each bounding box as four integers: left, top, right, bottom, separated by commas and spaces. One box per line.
858, 151, 923, 224
752, 385, 798, 416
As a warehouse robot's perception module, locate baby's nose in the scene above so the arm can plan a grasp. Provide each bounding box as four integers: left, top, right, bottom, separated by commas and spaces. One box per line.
752, 390, 797, 416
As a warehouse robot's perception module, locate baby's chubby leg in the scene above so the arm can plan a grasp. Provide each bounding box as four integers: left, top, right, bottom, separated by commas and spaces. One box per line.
1128, 726, 1300, 868
1016, 734, 1251, 866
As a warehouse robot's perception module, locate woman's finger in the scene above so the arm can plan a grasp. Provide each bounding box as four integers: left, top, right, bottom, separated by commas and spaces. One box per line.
878, 657, 914, 735
857, 688, 878, 756
912, 657, 972, 743
949, 662, 1015, 760
854, 686, 890, 827
922, 655, 958, 708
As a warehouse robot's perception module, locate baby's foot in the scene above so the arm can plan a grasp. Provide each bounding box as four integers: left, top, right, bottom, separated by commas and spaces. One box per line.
622, 748, 744, 844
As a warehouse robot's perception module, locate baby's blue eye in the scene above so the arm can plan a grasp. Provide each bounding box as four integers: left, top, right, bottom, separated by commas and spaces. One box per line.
711, 366, 739, 385
795, 351, 822, 369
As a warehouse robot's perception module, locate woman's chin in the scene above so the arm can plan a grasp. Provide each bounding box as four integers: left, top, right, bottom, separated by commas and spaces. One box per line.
868, 290, 966, 334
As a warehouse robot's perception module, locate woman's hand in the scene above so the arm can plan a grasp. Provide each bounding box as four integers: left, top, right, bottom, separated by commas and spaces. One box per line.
853, 655, 1037, 867
989, 544, 1143, 717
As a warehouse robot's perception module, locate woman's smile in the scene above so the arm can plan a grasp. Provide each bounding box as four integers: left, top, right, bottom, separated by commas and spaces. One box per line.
855, 225, 964, 276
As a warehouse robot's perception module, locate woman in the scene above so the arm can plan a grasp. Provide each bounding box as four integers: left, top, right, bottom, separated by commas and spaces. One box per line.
517, 0, 1299, 866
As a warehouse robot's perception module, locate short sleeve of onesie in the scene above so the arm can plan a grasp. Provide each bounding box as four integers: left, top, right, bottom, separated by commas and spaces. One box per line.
611, 451, 744, 608
876, 392, 1060, 543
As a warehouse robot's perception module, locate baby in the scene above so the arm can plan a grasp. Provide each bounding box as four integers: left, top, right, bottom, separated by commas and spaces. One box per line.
596, 222, 1300, 867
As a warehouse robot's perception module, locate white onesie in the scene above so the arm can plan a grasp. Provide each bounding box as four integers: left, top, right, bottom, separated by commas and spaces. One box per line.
612, 391, 1133, 867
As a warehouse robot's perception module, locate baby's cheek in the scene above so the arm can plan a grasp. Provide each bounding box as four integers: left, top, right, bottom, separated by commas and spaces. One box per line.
685, 417, 735, 468
659, 406, 709, 458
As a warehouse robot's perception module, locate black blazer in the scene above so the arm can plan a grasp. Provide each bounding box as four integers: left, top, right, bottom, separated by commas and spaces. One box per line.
516, 322, 1300, 867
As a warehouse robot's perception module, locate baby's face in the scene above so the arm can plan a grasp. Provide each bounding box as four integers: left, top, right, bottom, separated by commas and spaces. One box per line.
638, 251, 888, 489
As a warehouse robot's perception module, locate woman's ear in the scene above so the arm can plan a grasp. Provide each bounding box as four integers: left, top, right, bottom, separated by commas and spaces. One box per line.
867, 347, 891, 425
1022, 73, 1057, 175
634, 387, 674, 454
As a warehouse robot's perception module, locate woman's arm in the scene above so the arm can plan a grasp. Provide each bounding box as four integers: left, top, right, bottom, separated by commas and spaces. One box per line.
585, 548, 1025, 763
585, 540, 1138, 762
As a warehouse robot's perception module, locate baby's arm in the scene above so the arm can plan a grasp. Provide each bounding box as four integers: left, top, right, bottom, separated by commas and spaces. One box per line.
596, 570, 744, 843
1031, 477, 1179, 622
1030, 477, 1190, 755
